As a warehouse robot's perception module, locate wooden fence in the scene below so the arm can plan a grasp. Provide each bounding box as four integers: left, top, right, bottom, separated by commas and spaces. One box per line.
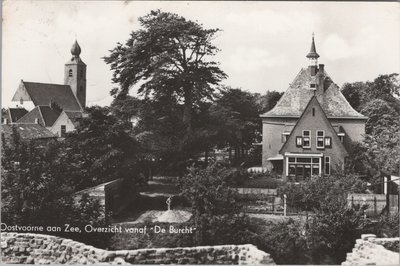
347, 193, 399, 216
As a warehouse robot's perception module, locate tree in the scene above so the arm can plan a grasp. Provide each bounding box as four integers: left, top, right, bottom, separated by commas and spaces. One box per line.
342, 73, 400, 177
1, 129, 105, 244
207, 88, 261, 163
341, 82, 367, 112
257, 90, 283, 114
64, 106, 144, 189
104, 10, 227, 136
180, 163, 255, 245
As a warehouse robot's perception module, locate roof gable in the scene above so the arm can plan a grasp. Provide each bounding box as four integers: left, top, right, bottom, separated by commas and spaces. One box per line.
52, 110, 83, 129
7, 108, 28, 123
16, 107, 45, 126
16, 106, 61, 127
261, 68, 366, 119
280, 96, 348, 156
12, 81, 82, 111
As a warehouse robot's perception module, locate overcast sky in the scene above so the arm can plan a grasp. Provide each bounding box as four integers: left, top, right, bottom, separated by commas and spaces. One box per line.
2, 1, 399, 108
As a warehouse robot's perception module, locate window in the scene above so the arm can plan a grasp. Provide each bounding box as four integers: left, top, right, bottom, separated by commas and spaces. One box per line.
61, 125, 66, 137
324, 137, 332, 147
312, 108, 315, 116
302, 130, 311, 148
68, 69, 73, 77
296, 136, 303, 147
282, 132, 290, 143
287, 156, 321, 181
338, 133, 345, 143
80, 69, 84, 78
310, 84, 316, 88
324, 156, 330, 175
316, 130, 325, 149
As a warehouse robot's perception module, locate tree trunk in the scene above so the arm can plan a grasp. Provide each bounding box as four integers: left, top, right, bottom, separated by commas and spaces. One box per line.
183, 87, 192, 134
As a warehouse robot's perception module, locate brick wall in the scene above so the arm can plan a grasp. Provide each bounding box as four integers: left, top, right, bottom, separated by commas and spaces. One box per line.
341, 234, 399, 265
0, 232, 275, 265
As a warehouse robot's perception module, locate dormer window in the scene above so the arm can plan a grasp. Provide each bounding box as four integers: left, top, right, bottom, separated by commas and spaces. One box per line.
69, 69, 73, 77
282, 132, 291, 143
338, 133, 345, 143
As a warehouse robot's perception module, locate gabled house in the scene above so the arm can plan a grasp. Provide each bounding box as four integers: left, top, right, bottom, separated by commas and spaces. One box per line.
260, 36, 367, 181
16, 105, 61, 130
2, 107, 28, 124
9, 40, 87, 137
51, 110, 84, 137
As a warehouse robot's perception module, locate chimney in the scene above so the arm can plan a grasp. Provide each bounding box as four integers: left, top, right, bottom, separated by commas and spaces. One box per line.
309, 65, 317, 76
317, 64, 325, 92
35, 118, 39, 124
318, 64, 324, 73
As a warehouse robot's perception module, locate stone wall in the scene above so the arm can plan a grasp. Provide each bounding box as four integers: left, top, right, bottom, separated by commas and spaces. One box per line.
0, 232, 275, 265
342, 234, 399, 265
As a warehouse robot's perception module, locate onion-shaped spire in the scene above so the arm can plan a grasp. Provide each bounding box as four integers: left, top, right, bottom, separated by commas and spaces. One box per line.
71, 40, 81, 56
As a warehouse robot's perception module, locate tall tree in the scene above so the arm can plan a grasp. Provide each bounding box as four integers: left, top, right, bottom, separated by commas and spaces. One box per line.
65, 106, 144, 189
104, 10, 227, 137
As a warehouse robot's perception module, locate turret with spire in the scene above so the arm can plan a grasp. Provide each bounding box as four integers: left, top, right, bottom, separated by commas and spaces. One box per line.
64, 40, 86, 108
307, 34, 320, 76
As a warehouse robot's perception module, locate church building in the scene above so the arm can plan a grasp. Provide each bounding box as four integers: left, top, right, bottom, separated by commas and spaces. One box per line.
260, 36, 367, 181
10, 40, 87, 137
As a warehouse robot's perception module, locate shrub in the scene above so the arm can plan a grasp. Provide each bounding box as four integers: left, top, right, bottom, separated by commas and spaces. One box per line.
278, 173, 368, 212
256, 219, 309, 265
180, 163, 256, 245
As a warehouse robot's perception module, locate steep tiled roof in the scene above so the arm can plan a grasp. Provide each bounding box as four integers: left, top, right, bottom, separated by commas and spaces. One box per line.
16, 106, 61, 127
261, 68, 367, 119
7, 108, 28, 123
1, 124, 57, 140
13, 81, 82, 111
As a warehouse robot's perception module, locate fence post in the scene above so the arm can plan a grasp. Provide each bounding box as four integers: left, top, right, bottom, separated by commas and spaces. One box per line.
272, 195, 275, 213
374, 197, 377, 216
284, 194, 287, 217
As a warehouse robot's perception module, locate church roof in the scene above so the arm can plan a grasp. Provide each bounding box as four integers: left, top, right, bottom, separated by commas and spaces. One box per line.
17, 106, 61, 127
1, 124, 57, 140
260, 68, 367, 119
71, 40, 81, 56
66, 40, 86, 66
6, 108, 28, 123
12, 81, 82, 111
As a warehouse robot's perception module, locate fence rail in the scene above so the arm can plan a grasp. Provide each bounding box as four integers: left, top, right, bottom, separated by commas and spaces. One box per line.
347, 193, 399, 216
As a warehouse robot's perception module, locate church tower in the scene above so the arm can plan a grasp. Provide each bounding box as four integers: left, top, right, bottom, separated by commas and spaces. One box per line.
64, 40, 86, 108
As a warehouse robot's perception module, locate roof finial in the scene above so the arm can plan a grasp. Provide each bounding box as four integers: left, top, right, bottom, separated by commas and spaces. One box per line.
71, 40, 81, 56
306, 33, 319, 59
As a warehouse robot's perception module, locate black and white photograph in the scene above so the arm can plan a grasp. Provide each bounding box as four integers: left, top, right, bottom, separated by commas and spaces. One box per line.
1, 1, 399, 265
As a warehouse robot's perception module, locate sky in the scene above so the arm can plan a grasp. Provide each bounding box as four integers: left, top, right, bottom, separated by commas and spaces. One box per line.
1, 1, 399, 108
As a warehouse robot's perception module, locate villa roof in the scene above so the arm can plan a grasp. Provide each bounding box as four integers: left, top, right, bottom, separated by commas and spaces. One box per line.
260, 68, 367, 119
